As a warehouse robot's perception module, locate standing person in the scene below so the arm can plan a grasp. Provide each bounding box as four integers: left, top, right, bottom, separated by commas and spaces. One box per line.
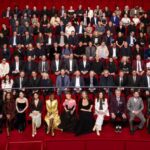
45, 93, 61, 136
127, 91, 146, 135
110, 89, 127, 132
93, 92, 109, 136
29, 92, 42, 137
75, 91, 94, 136
3, 92, 16, 136
60, 92, 77, 132
16, 91, 28, 133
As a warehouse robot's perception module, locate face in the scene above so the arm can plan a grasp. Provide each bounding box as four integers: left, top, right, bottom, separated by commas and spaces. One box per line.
116, 90, 121, 97
82, 92, 87, 99
99, 92, 103, 99
6, 93, 11, 99
134, 92, 139, 98
19, 92, 24, 98
66, 93, 71, 99
34, 93, 39, 99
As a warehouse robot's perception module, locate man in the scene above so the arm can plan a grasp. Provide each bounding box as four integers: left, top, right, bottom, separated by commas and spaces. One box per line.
127, 91, 146, 135
29, 71, 41, 93
85, 41, 96, 61
110, 89, 127, 132
70, 70, 84, 93
128, 70, 141, 92
79, 55, 90, 75
64, 54, 78, 74
85, 70, 98, 92
38, 55, 50, 73
56, 69, 70, 95
24, 56, 37, 75
51, 54, 62, 75
13, 71, 28, 93
11, 55, 24, 76
132, 55, 145, 76
99, 69, 115, 93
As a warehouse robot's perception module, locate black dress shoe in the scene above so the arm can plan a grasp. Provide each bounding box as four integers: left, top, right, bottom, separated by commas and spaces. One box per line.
130, 129, 134, 135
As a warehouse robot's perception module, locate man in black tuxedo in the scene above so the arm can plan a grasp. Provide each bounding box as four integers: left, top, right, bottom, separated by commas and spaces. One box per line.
128, 70, 141, 93
64, 54, 78, 74
51, 54, 63, 75
13, 71, 28, 94
70, 70, 84, 93
79, 55, 90, 75
24, 56, 37, 75
29, 71, 41, 94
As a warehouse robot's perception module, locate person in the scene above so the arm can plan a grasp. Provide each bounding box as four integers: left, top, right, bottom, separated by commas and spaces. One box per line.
75, 91, 94, 136
29, 92, 42, 137
127, 91, 146, 135
3, 92, 16, 136
45, 93, 61, 136
60, 92, 77, 132
0, 94, 3, 134
110, 89, 127, 132
56, 69, 70, 95
16, 91, 28, 133
93, 91, 109, 136
147, 96, 150, 133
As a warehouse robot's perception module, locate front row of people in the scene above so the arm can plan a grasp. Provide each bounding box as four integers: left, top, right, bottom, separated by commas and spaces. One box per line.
0, 89, 148, 137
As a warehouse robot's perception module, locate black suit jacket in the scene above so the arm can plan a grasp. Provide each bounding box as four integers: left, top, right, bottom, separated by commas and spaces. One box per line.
30, 99, 42, 113
13, 77, 28, 88
29, 77, 41, 88
51, 60, 63, 73
11, 60, 24, 73
64, 59, 78, 73
115, 76, 128, 87
24, 61, 37, 74
70, 76, 85, 86
85, 76, 98, 86
79, 61, 90, 72
128, 75, 141, 87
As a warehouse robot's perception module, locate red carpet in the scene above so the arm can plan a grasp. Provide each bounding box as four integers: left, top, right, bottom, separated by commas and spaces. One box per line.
1, 123, 150, 150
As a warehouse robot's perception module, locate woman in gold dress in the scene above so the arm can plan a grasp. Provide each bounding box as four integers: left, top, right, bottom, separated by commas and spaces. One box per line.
45, 93, 61, 136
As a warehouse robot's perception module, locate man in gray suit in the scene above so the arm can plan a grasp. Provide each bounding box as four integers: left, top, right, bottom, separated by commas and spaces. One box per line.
85, 41, 96, 61
56, 69, 70, 95
38, 55, 50, 73
127, 91, 146, 135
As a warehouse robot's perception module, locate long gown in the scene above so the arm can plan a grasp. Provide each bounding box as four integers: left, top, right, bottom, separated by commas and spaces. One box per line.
16, 102, 26, 131
45, 99, 61, 129
75, 99, 94, 135
60, 99, 77, 132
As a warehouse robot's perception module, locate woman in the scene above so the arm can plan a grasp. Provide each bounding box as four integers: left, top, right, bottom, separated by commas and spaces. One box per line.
45, 93, 61, 136
1, 74, 13, 99
29, 92, 42, 137
75, 91, 94, 136
119, 56, 131, 74
93, 92, 109, 136
16, 91, 28, 132
60, 92, 76, 132
116, 32, 124, 49
3, 92, 16, 136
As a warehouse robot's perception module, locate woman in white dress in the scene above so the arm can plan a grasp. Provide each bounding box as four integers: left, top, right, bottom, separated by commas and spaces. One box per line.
29, 92, 42, 137
93, 92, 109, 136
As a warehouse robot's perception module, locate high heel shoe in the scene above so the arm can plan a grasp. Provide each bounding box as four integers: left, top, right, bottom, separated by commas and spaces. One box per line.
93, 126, 96, 131
96, 130, 100, 136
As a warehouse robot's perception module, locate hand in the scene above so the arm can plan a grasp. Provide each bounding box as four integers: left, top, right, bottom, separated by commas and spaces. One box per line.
0, 114, 3, 118
111, 113, 116, 119
6, 114, 10, 119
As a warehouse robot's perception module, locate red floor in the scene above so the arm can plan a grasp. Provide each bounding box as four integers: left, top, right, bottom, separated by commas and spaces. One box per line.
1, 123, 150, 150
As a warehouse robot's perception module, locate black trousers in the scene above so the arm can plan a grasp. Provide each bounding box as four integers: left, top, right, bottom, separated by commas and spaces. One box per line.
111, 112, 127, 127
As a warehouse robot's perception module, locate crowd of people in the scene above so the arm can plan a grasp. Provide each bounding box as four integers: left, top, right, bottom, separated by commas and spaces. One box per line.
0, 4, 150, 137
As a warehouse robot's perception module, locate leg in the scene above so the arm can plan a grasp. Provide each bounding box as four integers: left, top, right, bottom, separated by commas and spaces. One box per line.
137, 113, 146, 129
129, 113, 135, 134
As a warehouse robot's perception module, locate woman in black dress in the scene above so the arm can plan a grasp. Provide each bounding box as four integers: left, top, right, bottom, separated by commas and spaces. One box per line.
75, 91, 94, 136
16, 91, 28, 133
60, 92, 77, 132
